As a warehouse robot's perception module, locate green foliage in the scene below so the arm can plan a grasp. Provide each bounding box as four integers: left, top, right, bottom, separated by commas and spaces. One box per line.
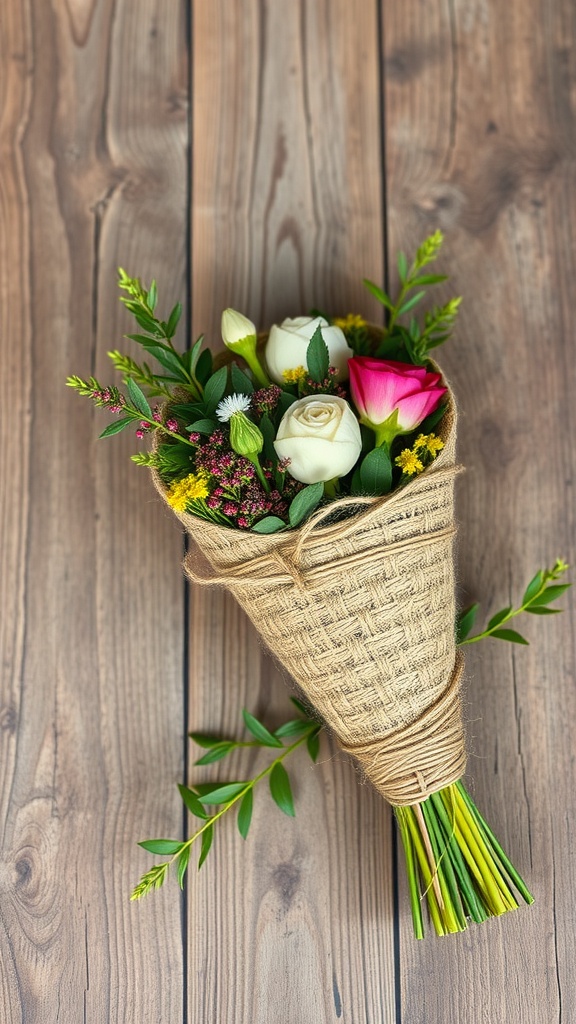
131, 703, 321, 900
288, 482, 323, 527
358, 446, 392, 496
306, 325, 330, 383
458, 559, 570, 646
363, 231, 461, 365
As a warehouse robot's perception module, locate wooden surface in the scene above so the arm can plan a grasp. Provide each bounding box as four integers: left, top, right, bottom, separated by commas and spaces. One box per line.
1, 1, 574, 1021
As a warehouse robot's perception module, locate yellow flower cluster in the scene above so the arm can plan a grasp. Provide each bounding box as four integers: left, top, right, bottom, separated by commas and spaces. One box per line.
332, 313, 367, 331
394, 433, 444, 477
282, 365, 307, 385
395, 449, 424, 476
166, 471, 210, 512
414, 433, 445, 457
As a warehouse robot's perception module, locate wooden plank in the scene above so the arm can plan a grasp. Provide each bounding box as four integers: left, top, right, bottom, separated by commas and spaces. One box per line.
0, 1, 188, 1019
383, 0, 576, 1015
189, 3, 396, 1022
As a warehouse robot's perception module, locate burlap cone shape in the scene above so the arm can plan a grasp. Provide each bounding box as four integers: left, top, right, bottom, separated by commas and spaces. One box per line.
154, 385, 466, 807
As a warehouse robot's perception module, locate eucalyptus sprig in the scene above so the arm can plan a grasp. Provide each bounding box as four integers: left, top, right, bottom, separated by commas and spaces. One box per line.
457, 559, 570, 646
131, 700, 321, 900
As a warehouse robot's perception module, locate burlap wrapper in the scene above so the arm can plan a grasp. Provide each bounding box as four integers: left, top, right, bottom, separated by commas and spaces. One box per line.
152, 373, 466, 806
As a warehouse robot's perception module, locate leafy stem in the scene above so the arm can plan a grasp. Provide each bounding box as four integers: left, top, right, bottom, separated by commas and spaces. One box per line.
457, 559, 570, 646
131, 703, 321, 900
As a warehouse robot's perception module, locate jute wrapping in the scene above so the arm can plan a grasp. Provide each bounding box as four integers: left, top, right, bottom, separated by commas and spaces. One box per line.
152, 377, 466, 806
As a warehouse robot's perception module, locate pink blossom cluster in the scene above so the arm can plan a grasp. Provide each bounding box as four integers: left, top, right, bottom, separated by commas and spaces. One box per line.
251, 385, 282, 416
91, 387, 125, 414
302, 366, 347, 399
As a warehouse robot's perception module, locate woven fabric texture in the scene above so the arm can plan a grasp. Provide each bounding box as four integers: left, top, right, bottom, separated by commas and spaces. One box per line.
152, 381, 465, 805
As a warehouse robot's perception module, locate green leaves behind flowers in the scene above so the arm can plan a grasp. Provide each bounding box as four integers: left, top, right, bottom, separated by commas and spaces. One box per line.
289, 482, 324, 527
359, 446, 392, 496
131, 703, 321, 900
457, 558, 570, 647
252, 483, 324, 534
306, 325, 330, 383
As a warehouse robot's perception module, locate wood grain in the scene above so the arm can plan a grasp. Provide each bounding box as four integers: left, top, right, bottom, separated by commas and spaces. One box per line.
383, 0, 576, 1019
2, 0, 575, 1019
189, 3, 396, 1023
0, 0, 188, 1020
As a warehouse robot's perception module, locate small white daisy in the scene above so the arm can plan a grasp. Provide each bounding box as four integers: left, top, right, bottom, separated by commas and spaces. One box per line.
215, 393, 252, 422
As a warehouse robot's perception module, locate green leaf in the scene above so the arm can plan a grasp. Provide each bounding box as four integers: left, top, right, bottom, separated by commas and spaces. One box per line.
148, 347, 189, 381
274, 719, 311, 738
166, 302, 182, 338
194, 742, 236, 766
487, 606, 512, 630
186, 418, 217, 435
363, 279, 394, 311
269, 763, 295, 817
198, 824, 213, 869
410, 274, 448, 286
99, 416, 134, 438
525, 606, 562, 615
288, 481, 324, 527
138, 839, 183, 856
522, 571, 544, 605
359, 446, 392, 495
277, 390, 297, 417
491, 629, 529, 645
187, 335, 204, 373
242, 709, 283, 747
203, 366, 228, 413
456, 603, 479, 643
237, 789, 253, 840
306, 325, 330, 383
126, 376, 153, 418
252, 516, 287, 534
259, 413, 276, 463
530, 584, 571, 606
290, 696, 313, 717
178, 784, 209, 819
307, 730, 321, 763
176, 845, 190, 889
126, 333, 169, 349
198, 783, 247, 805
397, 251, 408, 283
231, 363, 255, 394
195, 348, 213, 386
398, 291, 426, 316
189, 732, 225, 749
147, 279, 158, 311
133, 312, 161, 334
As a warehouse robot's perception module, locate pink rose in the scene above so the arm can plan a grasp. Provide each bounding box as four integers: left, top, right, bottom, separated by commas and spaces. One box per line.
348, 356, 446, 447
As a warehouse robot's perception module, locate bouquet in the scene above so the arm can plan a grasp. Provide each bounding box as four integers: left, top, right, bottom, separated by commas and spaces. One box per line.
68, 232, 569, 938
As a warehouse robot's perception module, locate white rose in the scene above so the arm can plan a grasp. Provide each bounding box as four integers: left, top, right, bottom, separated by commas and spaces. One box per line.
265, 316, 353, 385
274, 395, 362, 484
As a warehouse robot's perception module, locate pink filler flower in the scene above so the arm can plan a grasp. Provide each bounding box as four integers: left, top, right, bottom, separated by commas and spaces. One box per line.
348, 356, 446, 447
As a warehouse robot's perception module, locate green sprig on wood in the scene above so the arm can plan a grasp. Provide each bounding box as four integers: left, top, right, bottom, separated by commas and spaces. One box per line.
363, 229, 462, 365
457, 559, 570, 646
130, 699, 321, 901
